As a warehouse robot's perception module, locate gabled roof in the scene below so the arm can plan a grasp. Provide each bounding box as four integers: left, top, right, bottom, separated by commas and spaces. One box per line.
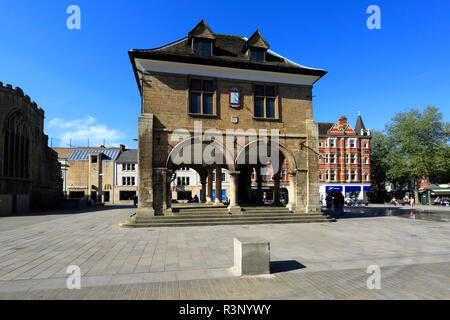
68, 149, 121, 161
188, 19, 216, 40
116, 149, 137, 164
327, 123, 357, 136
318, 122, 357, 137
129, 20, 327, 91
246, 29, 269, 49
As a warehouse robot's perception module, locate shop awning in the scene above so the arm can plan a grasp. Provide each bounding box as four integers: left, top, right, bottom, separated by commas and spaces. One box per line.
345, 186, 361, 192
420, 184, 450, 195
326, 186, 343, 192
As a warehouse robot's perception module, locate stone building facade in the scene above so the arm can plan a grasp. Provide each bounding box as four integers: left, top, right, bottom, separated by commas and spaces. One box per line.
114, 149, 138, 204
128, 20, 327, 219
0, 82, 62, 215
318, 114, 372, 202
53, 146, 139, 205
53, 147, 120, 202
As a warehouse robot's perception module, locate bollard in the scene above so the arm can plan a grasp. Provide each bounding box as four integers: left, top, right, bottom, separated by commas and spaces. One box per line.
233, 238, 270, 276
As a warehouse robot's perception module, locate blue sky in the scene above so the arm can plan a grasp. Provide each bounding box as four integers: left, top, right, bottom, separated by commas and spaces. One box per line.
1, 0, 449, 149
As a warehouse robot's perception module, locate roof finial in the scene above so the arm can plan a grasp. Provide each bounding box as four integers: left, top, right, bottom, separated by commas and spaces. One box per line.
358, 110, 361, 116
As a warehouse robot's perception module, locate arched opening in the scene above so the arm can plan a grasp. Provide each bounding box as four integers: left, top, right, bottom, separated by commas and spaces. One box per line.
161, 136, 234, 213
235, 139, 297, 208
3, 111, 31, 179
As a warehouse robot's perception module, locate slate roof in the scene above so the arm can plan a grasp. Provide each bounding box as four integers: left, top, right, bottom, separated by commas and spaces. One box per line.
52, 148, 74, 159
68, 149, 121, 161
355, 114, 367, 134
130, 35, 326, 74
129, 20, 327, 90
116, 149, 137, 164
318, 123, 334, 136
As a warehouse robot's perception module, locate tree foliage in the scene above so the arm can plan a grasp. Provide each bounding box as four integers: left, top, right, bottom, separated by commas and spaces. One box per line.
385, 106, 449, 181
371, 106, 449, 200
370, 131, 390, 189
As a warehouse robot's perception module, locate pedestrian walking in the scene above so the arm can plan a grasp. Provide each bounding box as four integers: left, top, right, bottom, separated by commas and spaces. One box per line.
410, 197, 415, 209
325, 194, 333, 214
338, 193, 345, 217
334, 194, 340, 216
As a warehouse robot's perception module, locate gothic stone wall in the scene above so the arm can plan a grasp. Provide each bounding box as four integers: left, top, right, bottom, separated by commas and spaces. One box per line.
0, 82, 62, 214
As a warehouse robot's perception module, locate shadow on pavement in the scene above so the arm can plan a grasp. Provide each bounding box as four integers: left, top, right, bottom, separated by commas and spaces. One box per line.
270, 260, 306, 274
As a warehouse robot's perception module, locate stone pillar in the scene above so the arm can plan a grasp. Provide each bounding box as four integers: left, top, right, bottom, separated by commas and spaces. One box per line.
273, 174, 281, 205
287, 171, 297, 212
306, 120, 321, 214
152, 168, 167, 216
137, 114, 155, 217
214, 165, 223, 205
165, 169, 173, 215
228, 171, 241, 214
206, 167, 213, 204
200, 173, 207, 203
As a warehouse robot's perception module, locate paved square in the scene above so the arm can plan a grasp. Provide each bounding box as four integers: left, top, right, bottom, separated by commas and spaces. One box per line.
0, 206, 449, 299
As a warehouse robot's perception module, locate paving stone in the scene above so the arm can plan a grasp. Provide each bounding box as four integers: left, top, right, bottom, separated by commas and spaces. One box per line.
0, 207, 448, 299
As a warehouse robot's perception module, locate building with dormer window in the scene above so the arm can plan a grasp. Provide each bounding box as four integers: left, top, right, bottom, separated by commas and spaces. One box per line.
127, 20, 327, 221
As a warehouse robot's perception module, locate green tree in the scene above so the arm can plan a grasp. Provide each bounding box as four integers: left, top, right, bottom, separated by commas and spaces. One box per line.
370, 131, 391, 197
385, 106, 449, 202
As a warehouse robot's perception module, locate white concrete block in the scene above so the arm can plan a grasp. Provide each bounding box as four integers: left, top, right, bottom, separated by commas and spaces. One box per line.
234, 237, 270, 276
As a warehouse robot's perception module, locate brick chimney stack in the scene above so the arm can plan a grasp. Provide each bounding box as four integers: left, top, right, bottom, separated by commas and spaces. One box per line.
337, 116, 347, 126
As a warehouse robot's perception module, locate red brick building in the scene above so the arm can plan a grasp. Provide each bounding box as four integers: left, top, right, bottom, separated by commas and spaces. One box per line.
318, 114, 372, 203
250, 161, 291, 204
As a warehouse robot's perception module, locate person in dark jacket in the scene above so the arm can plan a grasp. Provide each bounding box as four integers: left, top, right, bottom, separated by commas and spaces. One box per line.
325, 194, 334, 214
338, 193, 345, 217
193, 195, 200, 203
333, 194, 340, 216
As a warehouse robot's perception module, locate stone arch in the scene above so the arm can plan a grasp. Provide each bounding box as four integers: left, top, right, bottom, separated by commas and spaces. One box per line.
234, 138, 298, 208
166, 136, 236, 171
2, 109, 31, 179
165, 136, 236, 206
234, 139, 297, 172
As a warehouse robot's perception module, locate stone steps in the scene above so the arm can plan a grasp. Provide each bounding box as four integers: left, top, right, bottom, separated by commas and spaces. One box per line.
172, 206, 292, 216
120, 214, 335, 228
173, 210, 230, 216
138, 213, 327, 221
